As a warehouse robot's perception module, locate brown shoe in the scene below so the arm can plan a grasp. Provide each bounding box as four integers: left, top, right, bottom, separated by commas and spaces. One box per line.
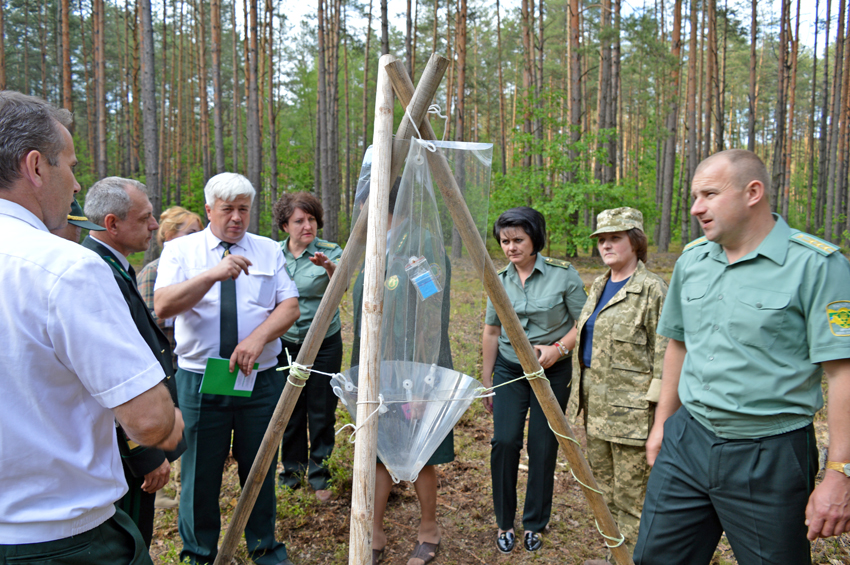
315, 489, 333, 503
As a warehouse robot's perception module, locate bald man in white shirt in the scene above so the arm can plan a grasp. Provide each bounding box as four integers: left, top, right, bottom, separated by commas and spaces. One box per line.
0, 92, 183, 564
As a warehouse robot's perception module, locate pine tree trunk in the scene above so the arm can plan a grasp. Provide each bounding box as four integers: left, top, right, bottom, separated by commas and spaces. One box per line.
685, 0, 699, 239
826, 0, 846, 242
61, 0, 72, 119
496, 0, 507, 174
451, 0, 466, 259
361, 0, 373, 159
747, 0, 757, 151
140, 0, 160, 261
247, 0, 262, 232
176, 0, 185, 204
381, 0, 389, 54
567, 0, 581, 184
594, 0, 612, 184
781, 0, 801, 219
703, 0, 715, 159
211, 0, 226, 174
232, 0, 240, 172
195, 0, 211, 182
816, 0, 831, 231
94, 0, 107, 178
770, 0, 789, 212
318, 0, 329, 222
658, 0, 682, 252
343, 5, 352, 229
266, 0, 279, 241
806, 0, 820, 233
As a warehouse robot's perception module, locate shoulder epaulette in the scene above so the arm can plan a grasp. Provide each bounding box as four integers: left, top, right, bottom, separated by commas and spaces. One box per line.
544, 257, 572, 270
682, 236, 708, 252
316, 240, 339, 250
497, 264, 509, 275
394, 232, 408, 253
790, 232, 839, 256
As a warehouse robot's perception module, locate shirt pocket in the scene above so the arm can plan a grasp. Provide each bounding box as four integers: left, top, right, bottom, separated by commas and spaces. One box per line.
610, 323, 651, 374
682, 283, 708, 334
245, 270, 276, 308
531, 293, 568, 332
728, 287, 790, 348
604, 388, 651, 440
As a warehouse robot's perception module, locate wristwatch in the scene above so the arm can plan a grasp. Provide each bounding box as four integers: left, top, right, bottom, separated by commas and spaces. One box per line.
825, 461, 850, 478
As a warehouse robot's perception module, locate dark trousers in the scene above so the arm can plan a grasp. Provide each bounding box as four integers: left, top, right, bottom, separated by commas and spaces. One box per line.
634, 406, 817, 565
490, 353, 572, 533
176, 367, 288, 565
117, 464, 155, 547
278, 331, 343, 491
0, 509, 151, 565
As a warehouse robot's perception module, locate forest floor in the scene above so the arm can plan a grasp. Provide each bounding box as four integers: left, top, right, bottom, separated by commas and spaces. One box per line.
148, 249, 850, 565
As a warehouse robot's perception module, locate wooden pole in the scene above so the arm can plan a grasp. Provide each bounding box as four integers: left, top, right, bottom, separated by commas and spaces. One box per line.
348, 53, 396, 565
213, 53, 449, 565
385, 60, 635, 565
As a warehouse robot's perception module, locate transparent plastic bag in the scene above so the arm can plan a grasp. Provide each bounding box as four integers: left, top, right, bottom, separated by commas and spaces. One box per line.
343, 137, 494, 482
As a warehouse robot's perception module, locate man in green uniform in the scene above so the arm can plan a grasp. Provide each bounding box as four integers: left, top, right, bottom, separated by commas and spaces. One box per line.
635, 149, 850, 564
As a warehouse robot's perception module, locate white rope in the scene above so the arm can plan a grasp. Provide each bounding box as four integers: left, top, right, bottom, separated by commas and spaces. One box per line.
335, 394, 386, 443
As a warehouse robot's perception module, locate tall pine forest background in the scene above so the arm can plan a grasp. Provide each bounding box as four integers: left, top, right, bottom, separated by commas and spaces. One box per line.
2, 0, 849, 257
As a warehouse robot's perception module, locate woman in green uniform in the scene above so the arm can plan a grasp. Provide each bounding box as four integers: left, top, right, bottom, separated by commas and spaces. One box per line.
273, 192, 343, 503
481, 206, 586, 554
567, 207, 667, 563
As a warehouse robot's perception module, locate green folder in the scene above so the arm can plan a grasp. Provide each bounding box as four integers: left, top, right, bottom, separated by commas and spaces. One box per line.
199, 358, 258, 397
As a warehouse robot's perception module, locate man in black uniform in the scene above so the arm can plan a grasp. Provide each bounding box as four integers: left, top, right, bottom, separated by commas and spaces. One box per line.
82, 176, 186, 547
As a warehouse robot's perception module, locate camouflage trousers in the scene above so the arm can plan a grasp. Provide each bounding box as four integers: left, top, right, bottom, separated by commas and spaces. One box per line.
586, 436, 651, 554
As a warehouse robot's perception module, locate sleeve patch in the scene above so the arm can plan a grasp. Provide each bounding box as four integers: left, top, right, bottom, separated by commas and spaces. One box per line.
791, 233, 838, 256
827, 301, 850, 336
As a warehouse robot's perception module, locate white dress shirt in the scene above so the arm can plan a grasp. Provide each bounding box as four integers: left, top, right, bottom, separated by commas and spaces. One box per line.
155, 226, 299, 372
0, 200, 167, 544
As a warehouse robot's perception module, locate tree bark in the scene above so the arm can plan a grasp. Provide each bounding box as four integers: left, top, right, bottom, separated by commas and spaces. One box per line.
211, 0, 226, 174
685, 0, 699, 239
361, 0, 373, 159
496, 0, 508, 174
747, 0, 757, 151
826, 0, 846, 242
450, 0, 466, 259
816, 0, 832, 231
232, 0, 240, 172
94, 0, 107, 178
195, 0, 211, 182
770, 0, 789, 212
381, 0, 389, 54
806, 0, 820, 233
317, 0, 329, 232
781, 0, 801, 219
61, 0, 72, 120
568, 0, 581, 184
139, 0, 160, 261
658, 0, 682, 252
247, 0, 262, 232
266, 0, 279, 241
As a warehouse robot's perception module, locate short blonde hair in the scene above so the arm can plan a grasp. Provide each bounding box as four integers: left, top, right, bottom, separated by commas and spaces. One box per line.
157, 206, 203, 246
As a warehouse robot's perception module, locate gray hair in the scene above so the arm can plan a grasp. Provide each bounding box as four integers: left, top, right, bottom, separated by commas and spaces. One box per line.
204, 172, 256, 207
0, 91, 74, 190
84, 177, 148, 226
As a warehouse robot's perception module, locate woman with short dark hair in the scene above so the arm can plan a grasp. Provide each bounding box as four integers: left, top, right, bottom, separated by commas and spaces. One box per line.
481, 206, 587, 554
567, 207, 668, 564
272, 191, 343, 503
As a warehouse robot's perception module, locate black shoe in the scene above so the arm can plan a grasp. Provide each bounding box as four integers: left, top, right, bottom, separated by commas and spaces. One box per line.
496, 531, 516, 553
524, 531, 542, 552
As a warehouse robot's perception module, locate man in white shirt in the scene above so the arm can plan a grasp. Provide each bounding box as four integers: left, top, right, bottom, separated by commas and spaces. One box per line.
155, 172, 300, 565
0, 92, 183, 563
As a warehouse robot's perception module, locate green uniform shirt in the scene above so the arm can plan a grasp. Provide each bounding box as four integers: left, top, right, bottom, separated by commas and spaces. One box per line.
658, 215, 850, 439
281, 236, 343, 343
485, 253, 587, 365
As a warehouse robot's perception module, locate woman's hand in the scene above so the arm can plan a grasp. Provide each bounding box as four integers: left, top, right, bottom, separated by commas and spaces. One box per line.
310, 251, 336, 278
533, 344, 562, 369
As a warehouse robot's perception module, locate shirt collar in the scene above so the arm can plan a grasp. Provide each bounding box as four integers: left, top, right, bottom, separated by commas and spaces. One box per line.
281, 236, 318, 261
0, 199, 49, 232
91, 236, 131, 271
506, 252, 547, 281
205, 225, 246, 252
706, 213, 789, 266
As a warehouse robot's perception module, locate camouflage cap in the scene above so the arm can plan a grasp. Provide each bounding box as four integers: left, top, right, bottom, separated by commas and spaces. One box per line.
590, 207, 644, 237
67, 198, 105, 231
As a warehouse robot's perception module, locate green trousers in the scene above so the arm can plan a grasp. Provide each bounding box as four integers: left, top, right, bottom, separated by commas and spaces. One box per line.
0, 509, 151, 565
176, 367, 288, 565
490, 353, 571, 533
634, 406, 817, 565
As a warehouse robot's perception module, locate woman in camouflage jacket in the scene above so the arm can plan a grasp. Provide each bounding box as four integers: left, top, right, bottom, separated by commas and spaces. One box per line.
567, 207, 668, 562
